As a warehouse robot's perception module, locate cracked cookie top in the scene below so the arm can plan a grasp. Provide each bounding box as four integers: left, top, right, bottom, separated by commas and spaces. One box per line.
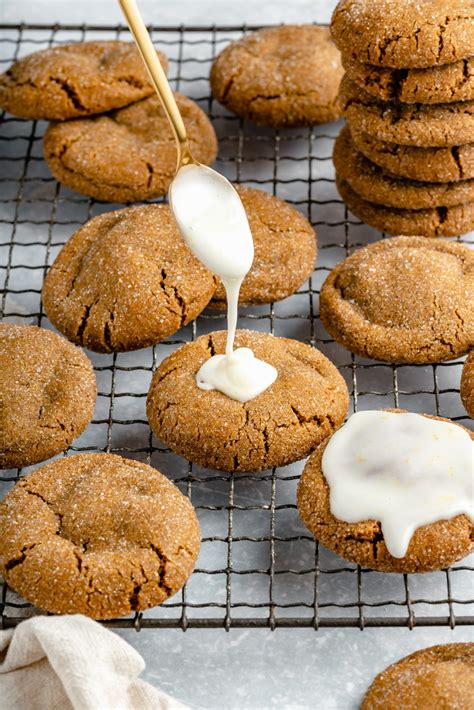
319, 236, 474, 363
297, 410, 474, 573
43, 93, 218, 203
42, 204, 218, 353
0, 40, 168, 120
362, 643, 474, 709
339, 74, 474, 147
146, 329, 349, 472
349, 126, 474, 183
334, 125, 474, 208
210, 25, 343, 128
0, 453, 201, 619
461, 351, 474, 417
331, 0, 474, 68
342, 54, 474, 104
0, 324, 96, 469
210, 185, 316, 308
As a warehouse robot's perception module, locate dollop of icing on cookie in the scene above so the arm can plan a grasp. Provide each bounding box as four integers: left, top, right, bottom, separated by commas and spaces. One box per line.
170, 163, 277, 402
322, 411, 474, 559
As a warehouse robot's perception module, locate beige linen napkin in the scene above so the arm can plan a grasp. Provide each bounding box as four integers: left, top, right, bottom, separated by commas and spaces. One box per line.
0, 614, 187, 710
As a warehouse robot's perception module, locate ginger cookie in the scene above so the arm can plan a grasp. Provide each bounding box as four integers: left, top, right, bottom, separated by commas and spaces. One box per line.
210, 25, 343, 128
461, 352, 474, 417
362, 644, 474, 709
343, 55, 474, 104
210, 185, 316, 308
337, 177, 474, 236
0, 41, 168, 120
319, 237, 474, 363
339, 75, 474, 147
331, 0, 474, 68
0, 324, 96, 469
42, 205, 217, 353
43, 93, 217, 203
0, 453, 200, 619
350, 127, 474, 183
147, 330, 349, 472
297, 411, 474, 573
334, 126, 474, 208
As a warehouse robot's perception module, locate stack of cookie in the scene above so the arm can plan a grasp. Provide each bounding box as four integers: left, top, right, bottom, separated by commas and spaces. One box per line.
330, 0, 474, 237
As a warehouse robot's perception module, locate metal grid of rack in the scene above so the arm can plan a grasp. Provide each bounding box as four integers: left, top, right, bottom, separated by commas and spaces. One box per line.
0, 23, 473, 632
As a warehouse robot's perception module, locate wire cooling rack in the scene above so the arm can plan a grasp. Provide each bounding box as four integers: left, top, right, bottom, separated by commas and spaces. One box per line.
0, 23, 473, 632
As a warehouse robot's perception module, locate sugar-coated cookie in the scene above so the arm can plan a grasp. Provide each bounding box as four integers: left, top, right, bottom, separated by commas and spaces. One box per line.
42, 205, 217, 353
211, 185, 316, 307
334, 126, 474, 208
331, 0, 474, 68
339, 75, 474, 147
0, 41, 168, 120
362, 644, 474, 710
147, 330, 349, 472
0, 324, 96, 468
210, 25, 343, 128
337, 177, 474, 237
319, 237, 474, 363
43, 93, 217, 202
0, 453, 200, 618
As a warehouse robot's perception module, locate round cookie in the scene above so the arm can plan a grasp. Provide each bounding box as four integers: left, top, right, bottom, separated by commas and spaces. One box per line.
297, 411, 474, 573
461, 352, 474, 418
147, 330, 349, 472
350, 127, 474, 183
362, 644, 474, 709
339, 75, 474, 147
0, 324, 96, 469
331, 0, 474, 68
42, 205, 217, 353
343, 55, 474, 104
334, 126, 474, 208
0, 453, 200, 619
210, 185, 316, 308
337, 177, 474, 237
43, 93, 218, 203
319, 237, 474, 363
210, 25, 343, 128
0, 41, 168, 120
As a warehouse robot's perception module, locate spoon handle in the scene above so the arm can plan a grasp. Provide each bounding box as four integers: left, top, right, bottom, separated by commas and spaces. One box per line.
118, 0, 194, 166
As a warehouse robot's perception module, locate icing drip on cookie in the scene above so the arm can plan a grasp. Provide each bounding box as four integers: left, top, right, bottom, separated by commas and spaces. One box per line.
169, 164, 277, 402
322, 411, 474, 559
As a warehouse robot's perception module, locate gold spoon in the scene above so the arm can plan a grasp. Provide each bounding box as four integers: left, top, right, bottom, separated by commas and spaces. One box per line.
118, 0, 196, 169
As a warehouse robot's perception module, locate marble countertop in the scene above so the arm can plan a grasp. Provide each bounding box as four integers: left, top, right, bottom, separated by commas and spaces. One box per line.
1, 2, 473, 709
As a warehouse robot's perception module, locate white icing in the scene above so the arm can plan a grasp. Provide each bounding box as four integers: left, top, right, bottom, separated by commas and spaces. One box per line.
321, 411, 474, 559
169, 163, 277, 402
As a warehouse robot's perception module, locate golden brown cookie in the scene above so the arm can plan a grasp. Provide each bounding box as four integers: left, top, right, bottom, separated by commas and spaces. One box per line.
210, 25, 343, 128
0, 41, 168, 120
0, 453, 200, 619
0, 324, 96, 469
331, 0, 474, 68
147, 330, 349, 472
343, 54, 474, 104
43, 93, 217, 203
210, 185, 316, 308
350, 126, 474, 183
319, 237, 474, 363
42, 205, 218, 353
339, 75, 474, 147
461, 352, 474, 417
297, 411, 474, 573
337, 176, 474, 237
362, 644, 474, 709
334, 126, 474, 208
